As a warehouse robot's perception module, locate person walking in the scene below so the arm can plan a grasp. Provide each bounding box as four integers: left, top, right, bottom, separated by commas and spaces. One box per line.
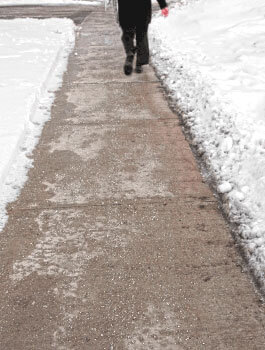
117, 0, 169, 75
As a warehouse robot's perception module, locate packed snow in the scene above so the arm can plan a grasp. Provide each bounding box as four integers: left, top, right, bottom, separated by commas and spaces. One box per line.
150, 0, 265, 288
0, 18, 75, 230
0, 0, 100, 5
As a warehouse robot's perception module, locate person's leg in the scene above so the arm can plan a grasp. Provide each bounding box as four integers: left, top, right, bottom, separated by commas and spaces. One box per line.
121, 27, 136, 56
121, 27, 136, 75
135, 24, 149, 73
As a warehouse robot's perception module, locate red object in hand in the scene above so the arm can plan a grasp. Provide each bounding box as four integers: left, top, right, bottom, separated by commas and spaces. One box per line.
161, 7, 169, 17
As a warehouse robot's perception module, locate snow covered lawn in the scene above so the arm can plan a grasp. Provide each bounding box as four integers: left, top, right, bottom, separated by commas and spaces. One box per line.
150, 0, 265, 289
0, 18, 75, 230
0, 0, 100, 5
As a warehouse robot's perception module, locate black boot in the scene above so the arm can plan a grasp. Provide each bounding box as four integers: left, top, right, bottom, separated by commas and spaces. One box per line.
135, 63, 143, 74
123, 54, 134, 76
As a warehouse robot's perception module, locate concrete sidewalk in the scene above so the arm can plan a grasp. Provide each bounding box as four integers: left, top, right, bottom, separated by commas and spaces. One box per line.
0, 5, 265, 350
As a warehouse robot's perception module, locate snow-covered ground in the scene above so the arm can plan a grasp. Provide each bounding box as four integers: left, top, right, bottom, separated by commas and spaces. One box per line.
0, 0, 100, 5
151, 0, 265, 288
0, 18, 75, 230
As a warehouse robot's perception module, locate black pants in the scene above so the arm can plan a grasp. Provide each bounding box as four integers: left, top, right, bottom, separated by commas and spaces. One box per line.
121, 25, 149, 66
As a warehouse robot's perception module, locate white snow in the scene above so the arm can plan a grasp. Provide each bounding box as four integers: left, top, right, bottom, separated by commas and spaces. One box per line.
0, 0, 100, 5
150, 0, 265, 287
0, 18, 75, 230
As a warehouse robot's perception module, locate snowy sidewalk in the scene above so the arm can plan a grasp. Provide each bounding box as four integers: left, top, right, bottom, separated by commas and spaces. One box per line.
0, 5, 265, 350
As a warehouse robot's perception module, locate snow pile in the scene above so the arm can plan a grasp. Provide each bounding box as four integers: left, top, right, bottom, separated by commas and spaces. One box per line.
0, 18, 75, 230
0, 0, 100, 6
150, 0, 265, 288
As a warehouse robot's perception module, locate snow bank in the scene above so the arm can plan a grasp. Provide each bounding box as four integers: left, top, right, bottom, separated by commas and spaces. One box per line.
0, 18, 75, 230
150, 0, 265, 288
0, 0, 100, 6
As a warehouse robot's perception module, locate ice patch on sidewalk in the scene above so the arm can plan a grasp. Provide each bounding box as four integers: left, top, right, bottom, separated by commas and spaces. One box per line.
11, 210, 102, 281
11, 208, 130, 347
49, 127, 107, 161
119, 144, 174, 199
125, 304, 183, 349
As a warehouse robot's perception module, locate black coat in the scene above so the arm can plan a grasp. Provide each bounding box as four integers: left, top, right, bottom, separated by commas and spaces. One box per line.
118, 0, 167, 28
